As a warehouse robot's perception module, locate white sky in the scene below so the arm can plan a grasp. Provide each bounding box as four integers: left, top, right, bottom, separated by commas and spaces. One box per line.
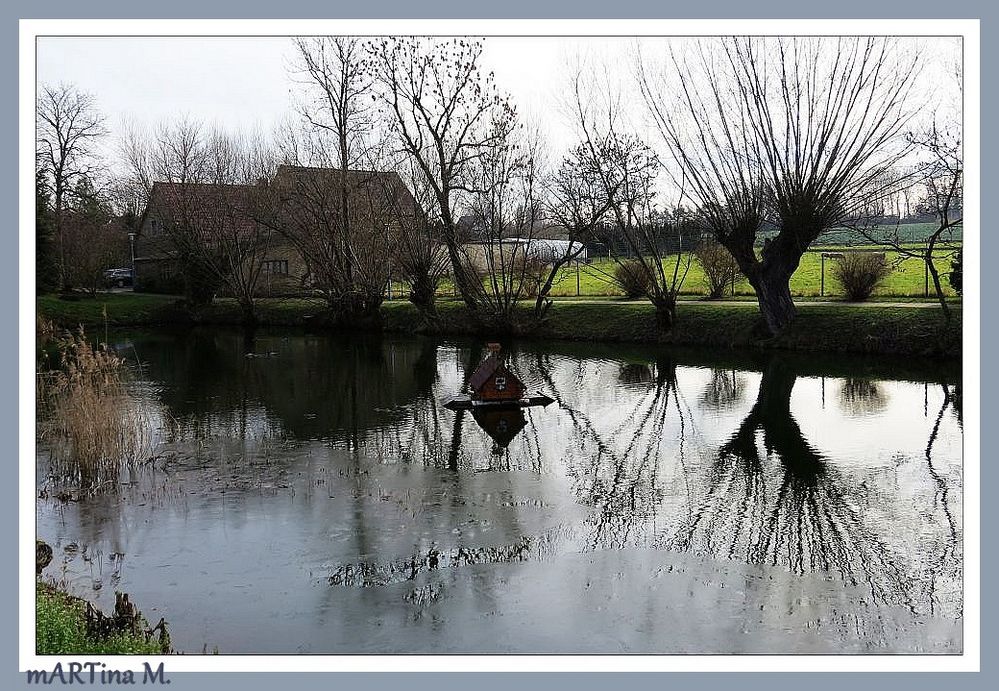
36, 35, 962, 172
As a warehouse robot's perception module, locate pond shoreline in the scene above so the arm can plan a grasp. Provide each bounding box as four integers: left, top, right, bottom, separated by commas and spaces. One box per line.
37, 294, 962, 359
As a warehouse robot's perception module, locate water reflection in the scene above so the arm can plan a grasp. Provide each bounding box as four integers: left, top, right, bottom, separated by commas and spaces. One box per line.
666, 357, 914, 611
700, 368, 746, 410
838, 378, 889, 416
471, 408, 527, 452
38, 330, 963, 653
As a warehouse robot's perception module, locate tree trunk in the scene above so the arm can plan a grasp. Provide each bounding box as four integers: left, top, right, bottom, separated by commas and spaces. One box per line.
749, 269, 797, 336
446, 245, 479, 310
533, 295, 553, 322
409, 277, 438, 316
652, 297, 677, 332
925, 251, 952, 324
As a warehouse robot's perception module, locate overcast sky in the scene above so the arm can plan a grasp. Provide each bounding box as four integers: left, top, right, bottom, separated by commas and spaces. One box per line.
36, 35, 962, 171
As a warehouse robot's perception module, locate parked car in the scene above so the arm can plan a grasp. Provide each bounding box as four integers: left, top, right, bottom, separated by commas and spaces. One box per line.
103, 268, 133, 288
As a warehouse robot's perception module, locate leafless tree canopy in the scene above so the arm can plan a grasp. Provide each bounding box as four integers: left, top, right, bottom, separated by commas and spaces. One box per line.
366, 37, 519, 310
268, 37, 399, 322
36, 83, 108, 288
125, 120, 274, 315
640, 37, 922, 333
570, 72, 694, 328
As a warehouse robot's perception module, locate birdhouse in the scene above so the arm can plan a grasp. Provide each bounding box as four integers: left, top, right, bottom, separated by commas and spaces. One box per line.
472, 407, 527, 451
467, 345, 526, 402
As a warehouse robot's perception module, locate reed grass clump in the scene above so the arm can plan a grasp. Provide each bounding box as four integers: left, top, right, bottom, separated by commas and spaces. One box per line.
36, 320, 151, 490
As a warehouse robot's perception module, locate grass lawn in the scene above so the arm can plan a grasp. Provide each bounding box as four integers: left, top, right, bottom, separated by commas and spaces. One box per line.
36, 292, 180, 328
380, 299, 960, 358
535, 250, 958, 299
36, 582, 167, 655
36, 289, 961, 358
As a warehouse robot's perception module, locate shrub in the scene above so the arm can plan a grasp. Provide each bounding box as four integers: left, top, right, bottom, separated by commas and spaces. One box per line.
832, 253, 891, 301
693, 239, 740, 299
613, 260, 651, 299
511, 254, 546, 298
949, 249, 963, 296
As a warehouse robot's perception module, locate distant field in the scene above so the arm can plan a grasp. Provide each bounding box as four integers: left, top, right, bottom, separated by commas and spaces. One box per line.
542, 249, 959, 299
812, 222, 962, 247
425, 223, 961, 300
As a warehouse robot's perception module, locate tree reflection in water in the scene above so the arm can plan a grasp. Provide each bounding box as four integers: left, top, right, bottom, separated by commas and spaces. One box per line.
838, 377, 889, 416
535, 351, 683, 550
663, 356, 919, 612
111, 331, 959, 617
699, 368, 746, 411
923, 381, 961, 615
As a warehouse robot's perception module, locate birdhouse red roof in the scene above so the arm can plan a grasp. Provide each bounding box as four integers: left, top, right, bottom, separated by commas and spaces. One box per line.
467, 348, 526, 402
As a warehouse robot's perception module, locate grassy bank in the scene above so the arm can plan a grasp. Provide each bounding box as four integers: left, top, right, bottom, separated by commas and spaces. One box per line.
36, 582, 167, 655
37, 292, 961, 359
388, 301, 960, 359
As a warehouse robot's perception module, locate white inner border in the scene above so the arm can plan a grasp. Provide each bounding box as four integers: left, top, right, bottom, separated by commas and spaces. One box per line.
19, 17, 981, 674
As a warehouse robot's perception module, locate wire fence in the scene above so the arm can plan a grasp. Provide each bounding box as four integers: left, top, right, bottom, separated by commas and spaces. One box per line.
382, 246, 960, 301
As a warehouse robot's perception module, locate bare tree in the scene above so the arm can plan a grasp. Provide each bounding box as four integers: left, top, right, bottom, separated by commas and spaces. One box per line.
571, 73, 694, 329
61, 180, 129, 295
270, 37, 398, 324
367, 37, 518, 310
852, 123, 962, 320
126, 120, 273, 320
461, 125, 550, 328
36, 83, 108, 289
640, 37, 920, 334
538, 143, 614, 319
383, 161, 449, 316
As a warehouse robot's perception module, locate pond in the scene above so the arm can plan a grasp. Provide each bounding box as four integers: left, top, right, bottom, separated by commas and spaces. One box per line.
35, 329, 963, 654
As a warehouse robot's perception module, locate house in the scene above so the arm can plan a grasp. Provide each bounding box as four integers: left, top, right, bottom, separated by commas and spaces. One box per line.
133, 165, 422, 296
467, 343, 526, 402
134, 180, 307, 295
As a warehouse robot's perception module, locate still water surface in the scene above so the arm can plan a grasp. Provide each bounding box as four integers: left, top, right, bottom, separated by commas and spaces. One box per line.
36, 330, 963, 654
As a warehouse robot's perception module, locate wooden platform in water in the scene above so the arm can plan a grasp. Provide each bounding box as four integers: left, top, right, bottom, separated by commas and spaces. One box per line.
442, 393, 555, 411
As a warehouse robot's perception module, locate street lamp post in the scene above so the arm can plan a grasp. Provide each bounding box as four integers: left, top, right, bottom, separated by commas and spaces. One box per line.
128, 232, 136, 291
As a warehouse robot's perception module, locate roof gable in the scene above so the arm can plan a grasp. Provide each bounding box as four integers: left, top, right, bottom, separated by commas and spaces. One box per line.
468, 354, 502, 391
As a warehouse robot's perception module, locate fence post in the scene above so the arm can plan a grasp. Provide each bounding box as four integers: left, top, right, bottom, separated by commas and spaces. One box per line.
576, 261, 580, 297
821, 254, 825, 297
924, 258, 929, 297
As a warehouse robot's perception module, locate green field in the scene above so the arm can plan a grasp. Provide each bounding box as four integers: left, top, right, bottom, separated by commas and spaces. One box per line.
539, 249, 959, 299
813, 222, 961, 247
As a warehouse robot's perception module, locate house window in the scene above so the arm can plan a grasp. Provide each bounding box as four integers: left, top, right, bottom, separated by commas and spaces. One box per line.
262, 260, 289, 275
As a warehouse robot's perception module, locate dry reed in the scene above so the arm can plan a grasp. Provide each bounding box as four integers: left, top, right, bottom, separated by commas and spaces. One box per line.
36, 319, 152, 491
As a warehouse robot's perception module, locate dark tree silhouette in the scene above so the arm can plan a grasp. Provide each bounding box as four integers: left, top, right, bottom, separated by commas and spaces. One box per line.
640, 38, 920, 334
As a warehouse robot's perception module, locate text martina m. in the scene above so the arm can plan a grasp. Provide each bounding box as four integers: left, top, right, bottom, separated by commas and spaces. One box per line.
26, 662, 168, 685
